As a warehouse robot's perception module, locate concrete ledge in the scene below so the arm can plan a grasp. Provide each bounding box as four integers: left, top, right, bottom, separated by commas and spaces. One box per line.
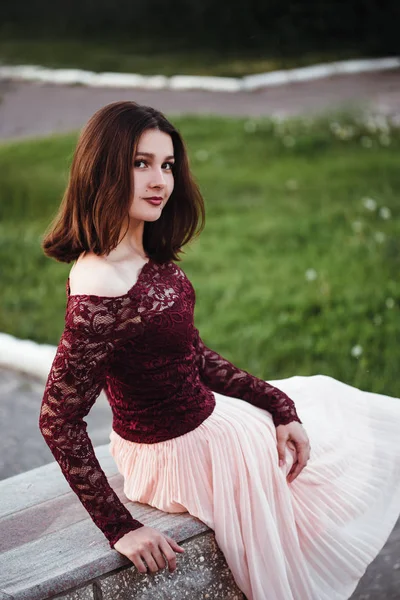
0, 445, 244, 600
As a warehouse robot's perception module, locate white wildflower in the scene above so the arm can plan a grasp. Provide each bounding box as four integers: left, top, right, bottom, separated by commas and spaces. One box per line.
351, 345, 363, 358
379, 206, 392, 220
273, 117, 287, 136
274, 123, 286, 136
386, 297, 395, 309
335, 125, 355, 140
361, 136, 373, 148
319, 282, 330, 296
374, 231, 386, 243
285, 179, 298, 191
283, 135, 296, 147
391, 114, 400, 128
379, 133, 391, 146
334, 127, 345, 139
273, 114, 285, 124
365, 116, 378, 134
302, 117, 314, 128
356, 114, 367, 127
244, 119, 257, 133
330, 122, 341, 134
352, 220, 363, 233
305, 268, 317, 281
342, 125, 355, 140
195, 149, 209, 162
375, 115, 390, 133
362, 197, 377, 211
278, 312, 289, 323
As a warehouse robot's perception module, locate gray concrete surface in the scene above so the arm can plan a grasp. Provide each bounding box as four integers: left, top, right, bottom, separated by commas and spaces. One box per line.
0, 69, 400, 141
0, 367, 112, 480
1, 442, 240, 600
97, 533, 245, 600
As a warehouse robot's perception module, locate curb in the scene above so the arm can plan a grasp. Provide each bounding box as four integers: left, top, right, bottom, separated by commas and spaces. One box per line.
0, 57, 399, 92
0, 332, 55, 382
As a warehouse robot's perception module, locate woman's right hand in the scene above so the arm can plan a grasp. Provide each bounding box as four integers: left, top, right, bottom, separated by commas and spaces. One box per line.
113, 526, 185, 574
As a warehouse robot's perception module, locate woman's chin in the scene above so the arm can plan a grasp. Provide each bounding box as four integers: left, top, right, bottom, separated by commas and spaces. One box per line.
145, 211, 163, 222
132, 209, 163, 222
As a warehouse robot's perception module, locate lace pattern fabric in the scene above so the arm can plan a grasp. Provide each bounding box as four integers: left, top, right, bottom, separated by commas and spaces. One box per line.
39, 288, 147, 548
192, 327, 302, 427
39, 258, 301, 548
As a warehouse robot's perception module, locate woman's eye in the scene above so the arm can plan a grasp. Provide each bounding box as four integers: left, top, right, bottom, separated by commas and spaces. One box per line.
134, 160, 174, 170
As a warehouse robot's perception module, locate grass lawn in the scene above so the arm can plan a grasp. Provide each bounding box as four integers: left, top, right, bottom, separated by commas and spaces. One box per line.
0, 111, 399, 397
0, 36, 368, 77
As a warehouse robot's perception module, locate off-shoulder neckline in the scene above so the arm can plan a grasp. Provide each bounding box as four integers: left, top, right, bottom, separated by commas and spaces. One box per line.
66, 257, 154, 301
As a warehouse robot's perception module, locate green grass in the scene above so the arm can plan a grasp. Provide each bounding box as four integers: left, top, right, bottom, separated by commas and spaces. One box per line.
0, 36, 367, 77
0, 111, 399, 398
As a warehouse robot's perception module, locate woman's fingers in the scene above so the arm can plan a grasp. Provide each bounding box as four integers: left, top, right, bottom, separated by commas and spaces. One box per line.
275, 421, 312, 483
142, 544, 170, 573
114, 527, 185, 575
287, 442, 310, 482
141, 550, 160, 573
160, 538, 179, 572
132, 554, 149, 574
276, 436, 288, 467
286, 439, 297, 467
286, 442, 300, 480
141, 538, 183, 574
164, 534, 185, 553
276, 427, 289, 467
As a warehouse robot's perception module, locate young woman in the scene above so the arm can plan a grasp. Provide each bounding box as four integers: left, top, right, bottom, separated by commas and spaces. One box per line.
39, 101, 400, 600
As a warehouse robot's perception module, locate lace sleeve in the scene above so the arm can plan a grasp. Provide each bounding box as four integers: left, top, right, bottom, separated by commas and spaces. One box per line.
38, 294, 145, 549
192, 327, 302, 427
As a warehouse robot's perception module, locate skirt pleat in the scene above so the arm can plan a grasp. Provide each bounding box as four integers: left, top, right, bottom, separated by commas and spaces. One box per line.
109, 374, 400, 600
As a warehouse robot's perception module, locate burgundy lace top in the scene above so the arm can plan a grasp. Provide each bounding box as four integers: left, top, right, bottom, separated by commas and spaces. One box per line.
39, 258, 302, 549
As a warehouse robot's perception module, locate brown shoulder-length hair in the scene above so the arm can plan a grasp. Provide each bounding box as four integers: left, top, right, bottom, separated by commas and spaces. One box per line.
41, 101, 205, 264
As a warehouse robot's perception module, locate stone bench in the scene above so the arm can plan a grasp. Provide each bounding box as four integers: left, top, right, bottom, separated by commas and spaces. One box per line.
0, 445, 245, 600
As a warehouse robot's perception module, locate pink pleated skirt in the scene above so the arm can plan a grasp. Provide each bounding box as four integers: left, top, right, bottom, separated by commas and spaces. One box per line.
109, 374, 400, 600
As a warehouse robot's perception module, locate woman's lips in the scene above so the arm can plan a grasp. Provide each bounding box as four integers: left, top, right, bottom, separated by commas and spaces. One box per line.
145, 198, 163, 206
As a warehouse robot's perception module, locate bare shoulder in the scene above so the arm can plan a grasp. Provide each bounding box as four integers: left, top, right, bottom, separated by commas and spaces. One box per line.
69, 252, 141, 297
68, 253, 116, 296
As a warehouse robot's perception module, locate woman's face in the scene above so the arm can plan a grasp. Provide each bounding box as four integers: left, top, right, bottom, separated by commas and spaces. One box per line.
129, 128, 175, 223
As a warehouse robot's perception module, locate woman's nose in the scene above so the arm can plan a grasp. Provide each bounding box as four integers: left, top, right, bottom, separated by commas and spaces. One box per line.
149, 168, 167, 187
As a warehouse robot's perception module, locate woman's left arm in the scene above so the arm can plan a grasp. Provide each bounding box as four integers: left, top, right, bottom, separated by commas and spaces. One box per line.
192, 326, 302, 427
192, 327, 311, 481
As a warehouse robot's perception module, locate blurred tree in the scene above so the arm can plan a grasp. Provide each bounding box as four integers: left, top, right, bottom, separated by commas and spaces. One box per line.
1, 0, 399, 56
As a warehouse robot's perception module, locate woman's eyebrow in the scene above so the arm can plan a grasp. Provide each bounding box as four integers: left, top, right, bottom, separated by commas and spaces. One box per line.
135, 151, 175, 160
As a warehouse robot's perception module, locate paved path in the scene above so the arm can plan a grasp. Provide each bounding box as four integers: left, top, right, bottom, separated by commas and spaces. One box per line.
0, 366, 112, 480
0, 366, 399, 598
1, 69, 400, 140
